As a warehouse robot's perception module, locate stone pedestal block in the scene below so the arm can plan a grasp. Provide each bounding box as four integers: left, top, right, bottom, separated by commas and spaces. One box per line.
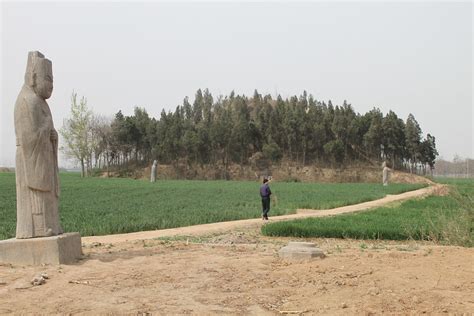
279, 241, 325, 259
0, 232, 82, 266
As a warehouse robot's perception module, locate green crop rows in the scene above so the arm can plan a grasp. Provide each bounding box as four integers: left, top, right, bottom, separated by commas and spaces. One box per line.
262, 178, 473, 247
0, 172, 424, 239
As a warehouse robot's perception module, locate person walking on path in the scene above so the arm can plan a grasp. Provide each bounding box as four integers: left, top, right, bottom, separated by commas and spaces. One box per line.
260, 178, 272, 220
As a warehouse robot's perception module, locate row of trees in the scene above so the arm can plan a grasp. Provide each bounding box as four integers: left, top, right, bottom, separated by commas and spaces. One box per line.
434, 157, 473, 178
60, 89, 438, 176
60, 93, 112, 177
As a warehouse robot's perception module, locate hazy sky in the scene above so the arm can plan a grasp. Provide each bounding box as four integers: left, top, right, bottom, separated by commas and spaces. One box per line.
1, 1, 472, 168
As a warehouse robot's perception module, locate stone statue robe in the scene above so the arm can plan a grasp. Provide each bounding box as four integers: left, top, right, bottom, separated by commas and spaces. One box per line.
14, 85, 62, 238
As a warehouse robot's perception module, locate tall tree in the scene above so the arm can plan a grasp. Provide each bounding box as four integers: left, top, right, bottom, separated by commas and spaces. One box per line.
193, 89, 204, 124
132, 107, 153, 162
230, 96, 251, 164
420, 133, 438, 175
211, 100, 233, 168
382, 111, 406, 168
405, 113, 422, 172
363, 108, 384, 159
60, 92, 93, 177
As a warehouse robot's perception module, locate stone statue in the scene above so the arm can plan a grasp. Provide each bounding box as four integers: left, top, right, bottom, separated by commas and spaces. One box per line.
14, 51, 63, 239
382, 161, 390, 186
150, 160, 157, 182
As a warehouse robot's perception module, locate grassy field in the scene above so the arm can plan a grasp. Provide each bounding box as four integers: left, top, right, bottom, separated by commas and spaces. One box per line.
262, 178, 473, 247
0, 172, 424, 239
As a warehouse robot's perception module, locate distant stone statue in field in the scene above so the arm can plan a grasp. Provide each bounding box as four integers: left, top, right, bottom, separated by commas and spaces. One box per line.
150, 160, 158, 182
14, 51, 63, 238
382, 161, 390, 186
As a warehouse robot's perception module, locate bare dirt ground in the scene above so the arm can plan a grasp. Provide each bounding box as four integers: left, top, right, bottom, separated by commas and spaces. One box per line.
0, 184, 472, 315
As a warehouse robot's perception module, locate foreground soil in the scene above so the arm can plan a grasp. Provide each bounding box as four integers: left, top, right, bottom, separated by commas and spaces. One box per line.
0, 228, 472, 315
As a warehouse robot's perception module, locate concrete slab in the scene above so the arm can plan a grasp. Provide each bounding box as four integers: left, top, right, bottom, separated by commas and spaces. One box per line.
279, 241, 325, 259
0, 232, 82, 266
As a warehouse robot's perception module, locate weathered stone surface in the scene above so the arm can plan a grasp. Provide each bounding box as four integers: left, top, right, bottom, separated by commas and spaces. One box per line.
278, 242, 325, 259
31, 275, 46, 286
0, 233, 82, 266
382, 161, 390, 186
14, 51, 63, 238
150, 160, 157, 182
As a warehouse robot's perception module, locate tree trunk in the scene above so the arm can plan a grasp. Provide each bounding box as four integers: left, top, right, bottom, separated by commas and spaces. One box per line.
80, 159, 85, 178
106, 152, 110, 177
303, 146, 306, 166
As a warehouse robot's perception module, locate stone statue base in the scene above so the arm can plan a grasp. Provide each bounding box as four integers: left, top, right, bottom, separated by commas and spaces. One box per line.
0, 233, 82, 266
279, 242, 325, 260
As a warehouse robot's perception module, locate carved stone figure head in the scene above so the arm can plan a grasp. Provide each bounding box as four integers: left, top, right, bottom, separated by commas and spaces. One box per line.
24, 51, 53, 99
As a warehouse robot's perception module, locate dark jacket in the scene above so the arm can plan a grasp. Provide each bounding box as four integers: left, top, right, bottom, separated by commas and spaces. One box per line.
260, 183, 272, 198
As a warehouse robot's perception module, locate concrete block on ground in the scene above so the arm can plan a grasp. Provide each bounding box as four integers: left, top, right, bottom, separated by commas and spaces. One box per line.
279, 241, 325, 259
0, 232, 82, 266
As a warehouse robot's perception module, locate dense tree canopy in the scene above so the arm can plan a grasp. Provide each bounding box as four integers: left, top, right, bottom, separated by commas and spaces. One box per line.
62, 89, 438, 174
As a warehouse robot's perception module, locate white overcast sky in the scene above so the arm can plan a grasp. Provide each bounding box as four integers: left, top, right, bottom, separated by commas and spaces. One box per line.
1, 1, 473, 167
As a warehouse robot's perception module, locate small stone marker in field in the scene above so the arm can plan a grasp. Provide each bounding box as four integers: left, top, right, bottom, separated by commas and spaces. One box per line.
382, 161, 390, 186
150, 160, 158, 182
0, 51, 82, 266
279, 242, 325, 259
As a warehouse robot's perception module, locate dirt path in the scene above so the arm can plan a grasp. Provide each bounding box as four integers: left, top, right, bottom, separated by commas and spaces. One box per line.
83, 184, 443, 245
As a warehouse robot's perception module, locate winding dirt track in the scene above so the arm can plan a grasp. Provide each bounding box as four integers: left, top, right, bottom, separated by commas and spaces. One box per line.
83, 184, 442, 245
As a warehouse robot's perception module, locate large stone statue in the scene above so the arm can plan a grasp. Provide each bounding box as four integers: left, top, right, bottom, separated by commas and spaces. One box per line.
150, 160, 158, 182
0, 51, 81, 266
14, 51, 63, 238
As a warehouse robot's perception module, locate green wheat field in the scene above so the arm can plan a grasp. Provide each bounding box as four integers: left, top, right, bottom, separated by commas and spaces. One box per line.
262, 178, 473, 247
0, 172, 424, 239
